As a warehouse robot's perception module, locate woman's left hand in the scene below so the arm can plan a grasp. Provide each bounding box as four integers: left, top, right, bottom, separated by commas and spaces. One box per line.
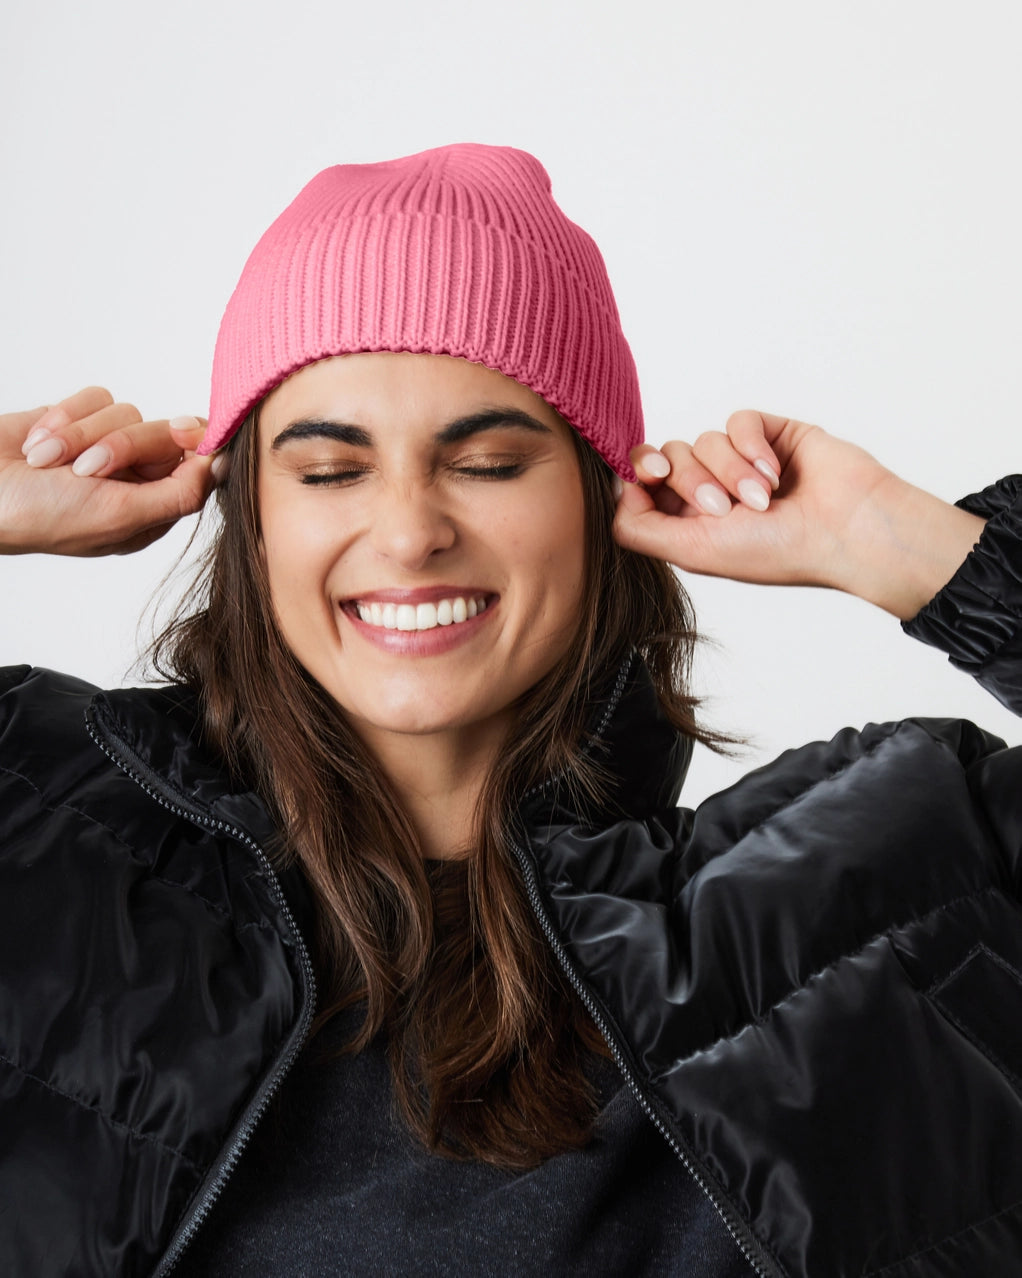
612, 410, 986, 620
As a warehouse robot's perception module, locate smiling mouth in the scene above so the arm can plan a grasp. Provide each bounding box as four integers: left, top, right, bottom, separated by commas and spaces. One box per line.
348, 594, 492, 632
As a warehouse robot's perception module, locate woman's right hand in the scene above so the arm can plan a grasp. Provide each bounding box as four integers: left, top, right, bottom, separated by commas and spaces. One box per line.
0, 386, 217, 556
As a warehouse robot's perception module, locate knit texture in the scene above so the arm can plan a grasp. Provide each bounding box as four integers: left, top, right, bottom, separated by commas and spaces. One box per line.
200, 143, 644, 478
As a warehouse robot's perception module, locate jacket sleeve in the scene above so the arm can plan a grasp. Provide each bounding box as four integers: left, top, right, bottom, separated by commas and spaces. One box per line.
902, 474, 1022, 714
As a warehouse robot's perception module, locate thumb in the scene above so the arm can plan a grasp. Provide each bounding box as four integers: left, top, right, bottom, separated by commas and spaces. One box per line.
168, 415, 209, 450
613, 482, 671, 557
613, 481, 722, 569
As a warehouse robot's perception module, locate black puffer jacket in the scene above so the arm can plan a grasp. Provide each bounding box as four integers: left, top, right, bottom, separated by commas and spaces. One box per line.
3, 477, 1022, 1278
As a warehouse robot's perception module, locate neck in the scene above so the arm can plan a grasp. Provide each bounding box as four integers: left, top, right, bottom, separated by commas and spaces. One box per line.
354, 718, 510, 860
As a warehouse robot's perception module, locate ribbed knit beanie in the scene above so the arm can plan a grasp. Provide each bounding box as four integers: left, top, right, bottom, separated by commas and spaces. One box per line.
200, 142, 644, 479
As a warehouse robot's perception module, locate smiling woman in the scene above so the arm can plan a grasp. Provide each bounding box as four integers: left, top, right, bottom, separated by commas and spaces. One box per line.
147, 329, 710, 1192
257, 352, 587, 760
2, 143, 1022, 1278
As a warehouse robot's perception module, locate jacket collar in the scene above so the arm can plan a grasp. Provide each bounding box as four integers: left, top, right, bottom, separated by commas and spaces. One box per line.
517, 651, 693, 830
90, 649, 692, 839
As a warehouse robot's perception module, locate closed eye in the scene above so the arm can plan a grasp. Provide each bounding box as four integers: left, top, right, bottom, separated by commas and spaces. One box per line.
295, 458, 527, 485
454, 462, 525, 479
299, 468, 367, 486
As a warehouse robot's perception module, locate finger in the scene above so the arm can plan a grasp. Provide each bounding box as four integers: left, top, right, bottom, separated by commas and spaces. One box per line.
125, 417, 208, 481
4, 405, 50, 442
613, 491, 711, 566
656, 440, 734, 517
20, 387, 115, 453
100, 454, 216, 542
690, 430, 773, 512
167, 415, 208, 450
24, 400, 143, 468
724, 410, 785, 487
630, 444, 673, 485
76, 420, 215, 482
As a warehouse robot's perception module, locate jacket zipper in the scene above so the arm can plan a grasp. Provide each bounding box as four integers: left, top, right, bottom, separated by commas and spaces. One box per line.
511, 654, 777, 1276
85, 711, 318, 1277
86, 656, 773, 1277
506, 820, 778, 1278
510, 652, 779, 1278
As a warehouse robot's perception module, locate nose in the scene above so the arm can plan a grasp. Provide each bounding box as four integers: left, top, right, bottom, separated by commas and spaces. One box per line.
367, 482, 457, 570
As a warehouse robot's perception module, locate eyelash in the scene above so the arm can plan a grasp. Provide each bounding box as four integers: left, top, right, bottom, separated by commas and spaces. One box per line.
300, 469, 366, 487
299, 462, 525, 486
454, 462, 524, 480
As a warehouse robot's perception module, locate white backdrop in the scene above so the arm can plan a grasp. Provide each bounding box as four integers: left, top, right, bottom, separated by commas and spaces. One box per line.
2, 0, 1020, 805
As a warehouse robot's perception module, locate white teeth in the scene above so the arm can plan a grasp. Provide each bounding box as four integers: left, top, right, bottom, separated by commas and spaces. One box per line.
354, 595, 488, 632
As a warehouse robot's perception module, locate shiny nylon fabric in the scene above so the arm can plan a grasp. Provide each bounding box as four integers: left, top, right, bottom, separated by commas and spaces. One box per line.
0, 475, 1020, 1276
512, 477, 1022, 1276
906, 474, 1022, 711
522, 709, 1022, 1276
0, 668, 311, 1278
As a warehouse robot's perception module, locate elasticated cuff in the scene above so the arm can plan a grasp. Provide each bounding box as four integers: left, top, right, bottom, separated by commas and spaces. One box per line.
902, 475, 1022, 713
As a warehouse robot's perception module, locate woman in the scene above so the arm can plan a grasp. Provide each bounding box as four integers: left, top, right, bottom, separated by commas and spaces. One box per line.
2, 143, 1020, 1278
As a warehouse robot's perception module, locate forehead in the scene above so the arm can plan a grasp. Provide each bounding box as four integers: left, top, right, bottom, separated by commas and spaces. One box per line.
258, 351, 569, 442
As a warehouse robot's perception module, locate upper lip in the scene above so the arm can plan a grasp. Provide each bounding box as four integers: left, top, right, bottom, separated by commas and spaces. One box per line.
340, 586, 496, 606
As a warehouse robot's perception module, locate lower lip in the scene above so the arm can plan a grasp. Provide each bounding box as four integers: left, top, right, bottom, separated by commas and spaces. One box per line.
341, 601, 498, 655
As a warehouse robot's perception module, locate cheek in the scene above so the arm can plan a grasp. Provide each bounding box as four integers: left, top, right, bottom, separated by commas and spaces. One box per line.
258, 502, 338, 644
512, 485, 588, 632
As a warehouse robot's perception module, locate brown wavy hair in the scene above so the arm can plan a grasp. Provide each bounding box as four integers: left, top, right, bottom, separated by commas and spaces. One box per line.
152, 398, 716, 1170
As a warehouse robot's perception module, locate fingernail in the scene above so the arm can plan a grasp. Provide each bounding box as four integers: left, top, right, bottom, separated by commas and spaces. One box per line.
21, 406, 70, 455
25, 437, 66, 468
612, 475, 624, 500
22, 426, 51, 454
754, 458, 780, 489
72, 444, 112, 477
695, 483, 731, 517
211, 454, 229, 483
169, 415, 202, 433
642, 451, 671, 479
738, 478, 770, 511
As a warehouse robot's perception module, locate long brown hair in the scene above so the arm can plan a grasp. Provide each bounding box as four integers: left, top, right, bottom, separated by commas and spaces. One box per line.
152, 398, 717, 1169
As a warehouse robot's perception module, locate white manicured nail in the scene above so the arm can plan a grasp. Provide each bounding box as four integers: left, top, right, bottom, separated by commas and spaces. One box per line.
72, 445, 112, 477
612, 475, 624, 500
695, 483, 731, 517
25, 437, 65, 468
642, 451, 671, 478
754, 458, 780, 489
211, 455, 228, 483
169, 415, 201, 433
22, 426, 51, 455
21, 407, 67, 453
738, 478, 770, 511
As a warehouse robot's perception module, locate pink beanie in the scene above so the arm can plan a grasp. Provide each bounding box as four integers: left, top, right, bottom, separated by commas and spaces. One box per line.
200, 142, 644, 479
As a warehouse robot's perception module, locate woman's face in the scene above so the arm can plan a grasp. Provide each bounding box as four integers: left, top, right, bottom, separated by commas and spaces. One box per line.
257, 351, 587, 759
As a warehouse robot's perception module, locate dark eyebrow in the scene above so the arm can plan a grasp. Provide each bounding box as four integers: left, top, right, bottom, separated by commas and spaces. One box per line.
270, 407, 552, 451
435, 408, 552, 443
271, 421, 373, 449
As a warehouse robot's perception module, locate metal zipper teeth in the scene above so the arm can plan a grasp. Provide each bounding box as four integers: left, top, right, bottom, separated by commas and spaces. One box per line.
513, 663, 777, 1278
84, 713, 318, 1277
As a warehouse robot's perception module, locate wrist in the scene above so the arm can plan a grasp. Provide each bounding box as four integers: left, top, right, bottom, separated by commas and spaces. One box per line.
832, 473, 986, 621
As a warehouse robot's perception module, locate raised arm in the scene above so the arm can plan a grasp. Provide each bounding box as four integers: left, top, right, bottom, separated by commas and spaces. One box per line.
612, 410, 1022, 713
612, 410, 986, 621
0, 386, 217, 556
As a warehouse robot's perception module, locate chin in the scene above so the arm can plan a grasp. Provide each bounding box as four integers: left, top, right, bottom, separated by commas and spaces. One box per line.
340, 697, 498, 742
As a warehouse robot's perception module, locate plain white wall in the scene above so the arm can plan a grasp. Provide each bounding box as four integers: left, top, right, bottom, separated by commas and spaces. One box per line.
2, 0, 1020, 804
